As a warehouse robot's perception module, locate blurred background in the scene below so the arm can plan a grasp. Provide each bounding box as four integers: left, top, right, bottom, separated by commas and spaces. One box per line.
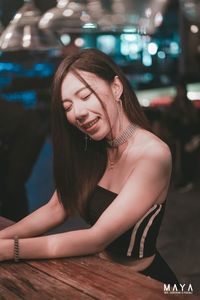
0, 0, 200, 295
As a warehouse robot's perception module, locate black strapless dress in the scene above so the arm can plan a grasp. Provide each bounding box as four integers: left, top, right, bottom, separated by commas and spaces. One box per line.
85, 185, 179, 284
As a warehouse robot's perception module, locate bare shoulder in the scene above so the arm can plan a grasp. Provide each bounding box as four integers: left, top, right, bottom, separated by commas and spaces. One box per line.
131, 128, 172, 166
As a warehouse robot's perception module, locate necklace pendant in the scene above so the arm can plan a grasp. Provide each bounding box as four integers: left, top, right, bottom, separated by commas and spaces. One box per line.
108, 160, 114, 170
110, 161, 114, 169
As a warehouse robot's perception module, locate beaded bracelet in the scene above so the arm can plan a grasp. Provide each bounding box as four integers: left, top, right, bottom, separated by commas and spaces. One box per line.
14, 236, 20, 262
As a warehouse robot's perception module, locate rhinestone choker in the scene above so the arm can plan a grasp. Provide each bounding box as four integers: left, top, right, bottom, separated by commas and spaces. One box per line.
107, 123, 138, 148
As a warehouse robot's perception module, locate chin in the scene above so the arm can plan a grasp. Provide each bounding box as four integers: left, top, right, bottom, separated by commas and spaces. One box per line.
90, 134, 105, 141
89, 130, 107, 141
88, 123, 110, 141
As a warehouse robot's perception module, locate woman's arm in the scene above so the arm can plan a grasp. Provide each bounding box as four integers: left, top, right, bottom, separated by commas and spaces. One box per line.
0, 191, 68, 239
90, 142, 172, 249
0, 228, 100, 261
0, 142, 171, 261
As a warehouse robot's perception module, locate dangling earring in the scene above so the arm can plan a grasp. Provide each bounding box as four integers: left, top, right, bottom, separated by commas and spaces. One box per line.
84, 134, 88, 151
116, 99, 123, 132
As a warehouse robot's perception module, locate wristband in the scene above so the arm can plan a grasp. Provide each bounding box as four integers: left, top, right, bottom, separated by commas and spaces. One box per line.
14, 236, 20, 262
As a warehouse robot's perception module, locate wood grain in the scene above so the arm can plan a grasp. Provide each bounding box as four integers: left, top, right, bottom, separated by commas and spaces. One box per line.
1, 216, 200, 300
29, 257, 199, 300
0, 262, 93, 300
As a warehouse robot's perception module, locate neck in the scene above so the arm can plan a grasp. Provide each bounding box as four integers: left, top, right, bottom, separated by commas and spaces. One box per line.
107, 141, 129, 170
106, 114, 130, 141
107, 122, 137, 148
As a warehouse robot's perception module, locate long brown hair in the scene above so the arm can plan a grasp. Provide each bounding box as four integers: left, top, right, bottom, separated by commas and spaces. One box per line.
52, 48, 150, 216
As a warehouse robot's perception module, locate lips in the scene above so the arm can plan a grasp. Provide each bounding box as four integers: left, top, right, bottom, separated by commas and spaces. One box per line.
82, 117, 99, 130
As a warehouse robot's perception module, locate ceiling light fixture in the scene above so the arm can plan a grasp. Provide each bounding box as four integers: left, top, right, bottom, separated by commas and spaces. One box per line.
0, 0, 61, 52
39, 0, 99, 35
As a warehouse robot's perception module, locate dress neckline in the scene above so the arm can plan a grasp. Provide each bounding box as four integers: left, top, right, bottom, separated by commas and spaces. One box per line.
97, 185, 118, 196
96, 185, 165, 207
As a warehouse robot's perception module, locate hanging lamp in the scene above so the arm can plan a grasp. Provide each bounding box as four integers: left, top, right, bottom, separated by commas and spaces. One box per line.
0, 0, 61, 51
39, 0, 99, 35
92, 0, 168, 34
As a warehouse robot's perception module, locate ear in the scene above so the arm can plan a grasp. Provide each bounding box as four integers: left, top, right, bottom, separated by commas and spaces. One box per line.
111, 76, 123, 100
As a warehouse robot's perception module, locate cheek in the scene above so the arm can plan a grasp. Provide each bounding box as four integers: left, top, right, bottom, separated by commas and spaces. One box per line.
97, 89, 116, 115
106, 100, 118, 120
65, 112, 75, 125
89, 97, 104, 115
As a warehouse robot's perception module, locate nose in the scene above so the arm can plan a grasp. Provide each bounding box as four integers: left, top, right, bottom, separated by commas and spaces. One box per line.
74, 101, 88, 123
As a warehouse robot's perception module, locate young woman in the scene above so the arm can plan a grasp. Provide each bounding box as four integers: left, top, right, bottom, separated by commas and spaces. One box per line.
0, 49, 178, 284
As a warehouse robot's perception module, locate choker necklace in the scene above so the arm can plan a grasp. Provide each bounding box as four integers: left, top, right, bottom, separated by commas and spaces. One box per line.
107, 123, 138, 148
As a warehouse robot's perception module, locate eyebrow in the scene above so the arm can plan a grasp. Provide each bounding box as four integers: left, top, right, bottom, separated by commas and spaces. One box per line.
61, 86, 89, 103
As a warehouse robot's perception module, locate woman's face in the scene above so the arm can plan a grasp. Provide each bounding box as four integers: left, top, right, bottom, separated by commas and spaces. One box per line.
61, 70, 122, 141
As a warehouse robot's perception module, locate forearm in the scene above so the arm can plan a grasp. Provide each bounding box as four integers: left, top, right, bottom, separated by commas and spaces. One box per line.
1, 228, 102, 261
0, 195, 67, 239
1, 235, 51, 261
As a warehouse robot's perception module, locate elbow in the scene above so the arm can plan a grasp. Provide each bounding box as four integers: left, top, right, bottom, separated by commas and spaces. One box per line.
95, 236, 109, 253
92, 242, 106, 254
47, 227, 111, 259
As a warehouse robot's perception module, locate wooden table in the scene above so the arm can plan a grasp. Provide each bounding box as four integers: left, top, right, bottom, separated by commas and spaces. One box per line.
0, 216, 199, 300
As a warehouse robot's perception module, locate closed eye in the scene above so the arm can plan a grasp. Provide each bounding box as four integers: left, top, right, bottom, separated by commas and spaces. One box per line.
81, 92, 92, 101
63, 104, 72, 112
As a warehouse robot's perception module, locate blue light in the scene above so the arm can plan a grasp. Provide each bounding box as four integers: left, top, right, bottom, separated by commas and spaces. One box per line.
143, 73, 154, 82
120, 43, 129, 56
82, 23, 97, 29
2, 91, 37, 108
147, 42, 158, 55
122, 27, 137, 33
60, 34, 71, 46
120, 33, 142, 58
97, 35, 116, 55
142, 50, 152, 67
170, 42, 179, 55
0, 62, 21, 72
157, 51, 166, 59
129, 52, 140, 60
120, 34, 138, 42
34, 63, 54, 76
34, 63, 45, 71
